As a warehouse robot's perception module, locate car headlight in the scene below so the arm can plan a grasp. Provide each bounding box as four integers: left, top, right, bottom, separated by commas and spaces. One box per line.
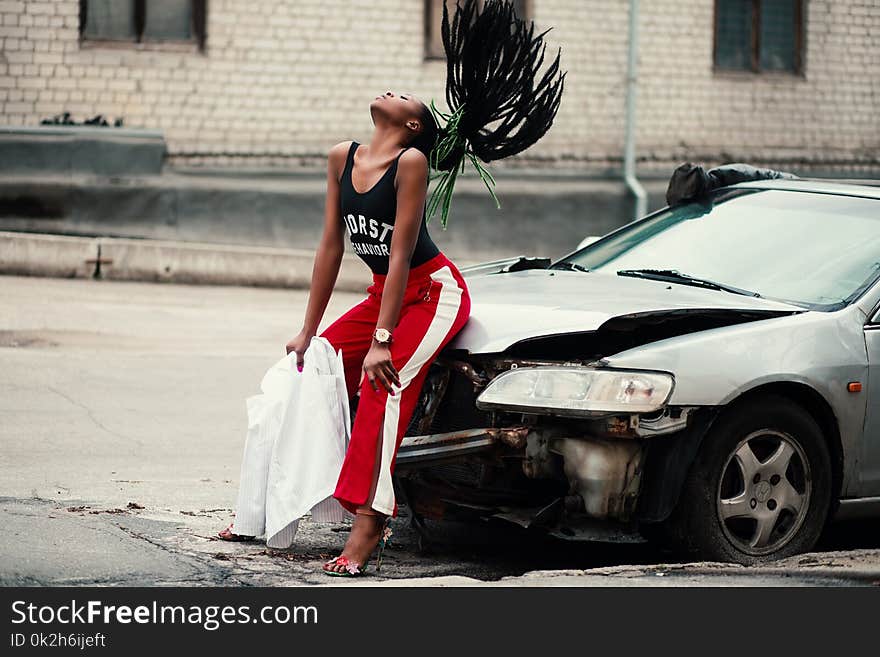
475, 366, 674, 416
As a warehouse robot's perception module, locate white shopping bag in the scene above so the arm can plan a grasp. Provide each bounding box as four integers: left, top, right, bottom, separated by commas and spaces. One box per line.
232, 336, 353, 548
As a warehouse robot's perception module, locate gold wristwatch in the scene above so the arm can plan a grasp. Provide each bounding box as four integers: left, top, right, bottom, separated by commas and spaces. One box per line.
373, 327, 393, 345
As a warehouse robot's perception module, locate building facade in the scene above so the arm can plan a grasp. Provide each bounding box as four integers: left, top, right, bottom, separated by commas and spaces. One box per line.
0, 0, 877, 175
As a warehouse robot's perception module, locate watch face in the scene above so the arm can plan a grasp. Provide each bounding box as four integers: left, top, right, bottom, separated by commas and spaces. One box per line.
375, 328, 391, 342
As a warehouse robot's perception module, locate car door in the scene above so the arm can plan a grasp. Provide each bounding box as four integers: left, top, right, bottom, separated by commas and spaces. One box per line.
862, 302, 880, 493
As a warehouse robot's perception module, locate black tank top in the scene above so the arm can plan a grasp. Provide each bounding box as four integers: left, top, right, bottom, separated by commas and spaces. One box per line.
339, 140, 440, 275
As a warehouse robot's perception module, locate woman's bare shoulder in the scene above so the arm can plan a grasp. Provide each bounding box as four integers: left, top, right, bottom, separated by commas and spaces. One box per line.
327, 140, 354, 178
400, 147, 428, 166
329, 140, 355, 156
395, 147, 429, 188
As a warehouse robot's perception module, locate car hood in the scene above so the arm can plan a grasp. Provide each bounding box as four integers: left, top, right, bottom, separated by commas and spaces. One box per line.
447, 269, 803, 354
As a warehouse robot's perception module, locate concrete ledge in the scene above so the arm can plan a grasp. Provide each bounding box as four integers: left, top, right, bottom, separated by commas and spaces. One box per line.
0, 125, 166, 177
0, 231, 372, 292
0, 174, 670, 263
97, 236, 372, 291
0, 230, 98, 279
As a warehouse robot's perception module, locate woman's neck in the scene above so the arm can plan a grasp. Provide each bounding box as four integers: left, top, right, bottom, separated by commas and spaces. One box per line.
364, 123, 407, 159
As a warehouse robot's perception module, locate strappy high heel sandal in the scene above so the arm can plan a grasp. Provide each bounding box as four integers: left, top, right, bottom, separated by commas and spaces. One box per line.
322, 510, 392, 577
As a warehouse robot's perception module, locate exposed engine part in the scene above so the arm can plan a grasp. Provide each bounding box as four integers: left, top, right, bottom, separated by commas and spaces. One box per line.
636, 406, 696, 437
438, 358, 490, 386
523, 426, 568, 479
515, 410, 692, 443
582, 414, 640, 439
550, 436, 644, 520
396, 428, 497, 467
396, 425, 531, 468
404, 363, 493, 437
397, 353, 695, 530
490, 425, 530, 449
410, 367, 450, 435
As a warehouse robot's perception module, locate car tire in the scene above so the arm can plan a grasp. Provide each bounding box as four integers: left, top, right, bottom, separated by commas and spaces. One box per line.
660, 394, 832, 565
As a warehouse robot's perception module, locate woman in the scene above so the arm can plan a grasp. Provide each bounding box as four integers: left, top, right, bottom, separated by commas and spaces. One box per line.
220, 0, 565, 577
308, 89, 473, 576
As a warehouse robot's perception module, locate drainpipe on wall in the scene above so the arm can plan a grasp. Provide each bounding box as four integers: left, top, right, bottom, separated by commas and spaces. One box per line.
624, 0, 647, 221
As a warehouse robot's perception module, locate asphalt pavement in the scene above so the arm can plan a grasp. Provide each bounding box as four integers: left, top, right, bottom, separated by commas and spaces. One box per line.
1, 273, 879, 586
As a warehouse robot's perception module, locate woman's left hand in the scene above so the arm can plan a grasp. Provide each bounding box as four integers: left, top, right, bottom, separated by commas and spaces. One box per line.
362, 344, 401, 394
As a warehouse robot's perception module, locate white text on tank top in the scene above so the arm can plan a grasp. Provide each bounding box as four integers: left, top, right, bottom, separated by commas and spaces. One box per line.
344, 213, 394, 257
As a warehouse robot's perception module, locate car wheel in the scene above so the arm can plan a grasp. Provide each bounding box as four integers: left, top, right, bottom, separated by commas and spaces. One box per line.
662, 395, 832, 564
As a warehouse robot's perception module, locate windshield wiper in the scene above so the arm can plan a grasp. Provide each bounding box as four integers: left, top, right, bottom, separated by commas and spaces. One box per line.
548, 261, 591, 273
617, 269, 762, 298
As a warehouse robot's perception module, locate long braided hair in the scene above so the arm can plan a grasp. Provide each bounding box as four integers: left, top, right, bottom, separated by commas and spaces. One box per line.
409, 0, 567, 229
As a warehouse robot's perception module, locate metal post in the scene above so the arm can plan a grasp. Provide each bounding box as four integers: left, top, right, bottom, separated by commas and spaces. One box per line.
624, 0, 647, 220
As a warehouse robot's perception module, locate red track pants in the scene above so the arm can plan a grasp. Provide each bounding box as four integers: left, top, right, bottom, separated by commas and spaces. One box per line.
319, 252, 471, 517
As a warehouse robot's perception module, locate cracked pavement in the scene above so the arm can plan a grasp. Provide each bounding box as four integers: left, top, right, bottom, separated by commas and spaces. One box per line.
1, 274, 879, 587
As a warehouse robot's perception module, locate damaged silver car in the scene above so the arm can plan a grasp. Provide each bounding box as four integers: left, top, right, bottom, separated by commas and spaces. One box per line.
388, 178, 880, 565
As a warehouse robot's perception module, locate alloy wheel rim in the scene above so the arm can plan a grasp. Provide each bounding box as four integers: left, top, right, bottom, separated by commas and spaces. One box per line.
716, 429, 811, 556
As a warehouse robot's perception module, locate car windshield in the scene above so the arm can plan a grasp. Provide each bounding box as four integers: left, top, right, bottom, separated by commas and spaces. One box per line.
559, 189, 880, 310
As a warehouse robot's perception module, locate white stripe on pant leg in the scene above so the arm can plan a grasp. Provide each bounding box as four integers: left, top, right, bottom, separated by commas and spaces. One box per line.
371, 266, 464, 515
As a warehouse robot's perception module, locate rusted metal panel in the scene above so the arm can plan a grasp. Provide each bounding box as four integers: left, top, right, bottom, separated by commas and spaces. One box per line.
396, 428, 496, 467
397, 425, 531, 468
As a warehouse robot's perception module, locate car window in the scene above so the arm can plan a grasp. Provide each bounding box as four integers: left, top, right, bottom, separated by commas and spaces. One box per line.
563, 189, 880, 310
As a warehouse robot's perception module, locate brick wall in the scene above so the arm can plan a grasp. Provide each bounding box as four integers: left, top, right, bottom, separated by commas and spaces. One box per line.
635, 1, 879, 174
0, 0, 877, 174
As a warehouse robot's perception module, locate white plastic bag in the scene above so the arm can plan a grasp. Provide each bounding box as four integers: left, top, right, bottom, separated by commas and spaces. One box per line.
231, 336, 353, 548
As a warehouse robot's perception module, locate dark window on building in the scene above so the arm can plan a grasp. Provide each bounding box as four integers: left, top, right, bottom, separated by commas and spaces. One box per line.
714, 0, 803, 73
79, 0, 207, 50
425, 0, 531, 60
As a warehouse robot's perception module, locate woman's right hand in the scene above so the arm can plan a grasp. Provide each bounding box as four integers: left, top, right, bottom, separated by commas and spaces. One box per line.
285, 329, 315, 372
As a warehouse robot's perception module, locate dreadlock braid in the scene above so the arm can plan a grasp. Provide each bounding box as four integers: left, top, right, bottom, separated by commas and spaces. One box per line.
425, 0, 567, 228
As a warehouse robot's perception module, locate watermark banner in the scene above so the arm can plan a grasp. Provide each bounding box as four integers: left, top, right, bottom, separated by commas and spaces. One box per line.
1, 587, 874, 651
